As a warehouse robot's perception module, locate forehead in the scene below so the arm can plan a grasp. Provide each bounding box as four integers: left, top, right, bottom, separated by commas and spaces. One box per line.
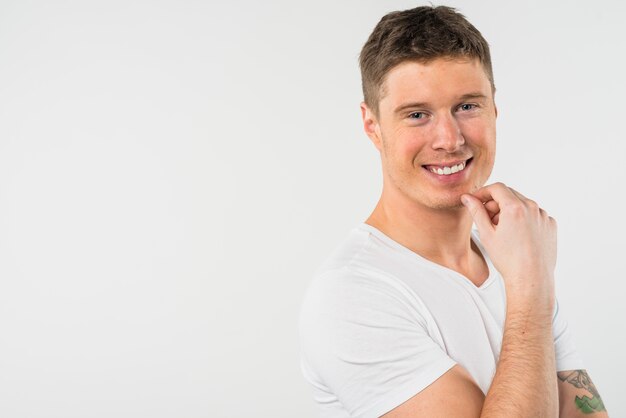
380, 58, 493, 109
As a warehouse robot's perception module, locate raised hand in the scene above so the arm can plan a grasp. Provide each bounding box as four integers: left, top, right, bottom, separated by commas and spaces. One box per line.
461, 182, 556, 312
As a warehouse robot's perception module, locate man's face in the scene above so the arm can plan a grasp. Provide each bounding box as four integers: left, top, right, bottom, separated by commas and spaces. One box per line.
361, 57, 497, 211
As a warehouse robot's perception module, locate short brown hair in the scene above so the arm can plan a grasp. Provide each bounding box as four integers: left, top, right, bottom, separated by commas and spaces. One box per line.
359, 5, 495, 117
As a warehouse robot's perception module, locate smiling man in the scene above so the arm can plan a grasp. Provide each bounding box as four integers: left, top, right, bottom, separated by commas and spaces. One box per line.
299, 5, 609, 418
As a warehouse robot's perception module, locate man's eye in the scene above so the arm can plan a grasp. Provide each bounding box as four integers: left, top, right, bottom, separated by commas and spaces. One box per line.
408, 112, 425, 119
459, 103, 477, 111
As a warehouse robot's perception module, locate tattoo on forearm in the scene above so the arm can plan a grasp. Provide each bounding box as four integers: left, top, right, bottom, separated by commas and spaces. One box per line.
557, 370, 606, 414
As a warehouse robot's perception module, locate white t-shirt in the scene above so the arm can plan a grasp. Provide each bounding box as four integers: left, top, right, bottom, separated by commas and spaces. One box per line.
299, 223, 584, 418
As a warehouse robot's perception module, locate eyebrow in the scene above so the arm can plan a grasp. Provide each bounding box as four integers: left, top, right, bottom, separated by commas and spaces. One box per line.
393, 92, 488, 114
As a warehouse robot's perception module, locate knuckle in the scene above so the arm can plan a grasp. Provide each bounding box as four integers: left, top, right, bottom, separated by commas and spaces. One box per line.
507, 202, 525, 216
526, 199, 539, 210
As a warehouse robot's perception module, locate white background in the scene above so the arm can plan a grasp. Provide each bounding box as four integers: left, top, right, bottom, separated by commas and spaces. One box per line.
0, 1, 624, 417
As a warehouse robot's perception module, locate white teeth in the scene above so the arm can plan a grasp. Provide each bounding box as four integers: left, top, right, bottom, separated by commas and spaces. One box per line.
430, 161, 467, 176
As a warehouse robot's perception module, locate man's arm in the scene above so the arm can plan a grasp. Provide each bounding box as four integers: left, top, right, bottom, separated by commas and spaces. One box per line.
479, 304, 558, 417
382, 304, 558, 418
558, 369, 609, 417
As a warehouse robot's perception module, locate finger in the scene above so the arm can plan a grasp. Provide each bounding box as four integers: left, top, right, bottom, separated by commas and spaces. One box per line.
484, 200, 500, 218
483, 199, 500, 225
461, 194, 495, 233
469, 182, 521, 208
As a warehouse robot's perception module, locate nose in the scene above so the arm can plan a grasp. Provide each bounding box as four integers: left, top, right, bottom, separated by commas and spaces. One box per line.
431, 113, 465, 152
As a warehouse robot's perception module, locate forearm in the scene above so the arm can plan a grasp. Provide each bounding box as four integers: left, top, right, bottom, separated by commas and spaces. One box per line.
481, 306, 558, 418
558, 370, 610, 418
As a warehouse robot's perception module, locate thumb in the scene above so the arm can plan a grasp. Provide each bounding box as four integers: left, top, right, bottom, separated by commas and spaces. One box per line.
461, 194, 495, 234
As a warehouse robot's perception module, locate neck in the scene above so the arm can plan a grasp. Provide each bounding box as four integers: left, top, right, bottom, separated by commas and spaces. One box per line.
365, 185, 477, 272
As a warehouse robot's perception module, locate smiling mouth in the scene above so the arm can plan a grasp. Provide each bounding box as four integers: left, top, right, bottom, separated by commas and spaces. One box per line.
422, 157, 473, 175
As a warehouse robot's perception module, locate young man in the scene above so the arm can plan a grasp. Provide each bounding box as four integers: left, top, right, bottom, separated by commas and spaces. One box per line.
299, 5, 609, 418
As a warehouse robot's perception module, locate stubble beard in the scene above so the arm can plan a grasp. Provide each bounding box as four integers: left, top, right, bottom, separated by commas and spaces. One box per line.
414, 176, 485, 211
421, 192, 466, 211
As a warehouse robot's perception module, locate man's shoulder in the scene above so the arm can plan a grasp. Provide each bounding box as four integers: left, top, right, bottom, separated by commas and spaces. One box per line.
314, 223, 410, 278
304, 265, 398, 307
313, 223, 372, 274
301, 261, 429, 332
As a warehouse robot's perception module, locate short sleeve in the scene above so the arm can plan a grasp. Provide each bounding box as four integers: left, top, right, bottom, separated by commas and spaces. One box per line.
299, 267, 457, 418
552, 296, 585, 371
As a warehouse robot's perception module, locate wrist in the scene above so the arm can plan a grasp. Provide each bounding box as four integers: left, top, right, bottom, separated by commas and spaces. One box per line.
505, 294, 555, 320
503, 274, 554, 304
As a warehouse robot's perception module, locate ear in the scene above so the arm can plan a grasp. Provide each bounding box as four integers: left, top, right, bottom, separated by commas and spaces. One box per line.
360, 102, 383, 151
494, 103, 498, 118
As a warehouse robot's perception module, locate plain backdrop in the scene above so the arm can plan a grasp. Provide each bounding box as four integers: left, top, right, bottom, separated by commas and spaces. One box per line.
0, 0, 624, 417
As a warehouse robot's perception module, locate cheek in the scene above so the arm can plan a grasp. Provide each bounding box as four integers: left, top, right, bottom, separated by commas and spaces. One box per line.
460, 118, 487, 135
396, 128, 427, 157
382, 128, 424, 166
461, 120, 495, 147
482, 128, 497, 162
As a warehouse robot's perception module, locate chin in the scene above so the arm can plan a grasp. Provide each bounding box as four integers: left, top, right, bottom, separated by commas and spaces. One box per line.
431, 202, 465, 210
423, 196, 466, 210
